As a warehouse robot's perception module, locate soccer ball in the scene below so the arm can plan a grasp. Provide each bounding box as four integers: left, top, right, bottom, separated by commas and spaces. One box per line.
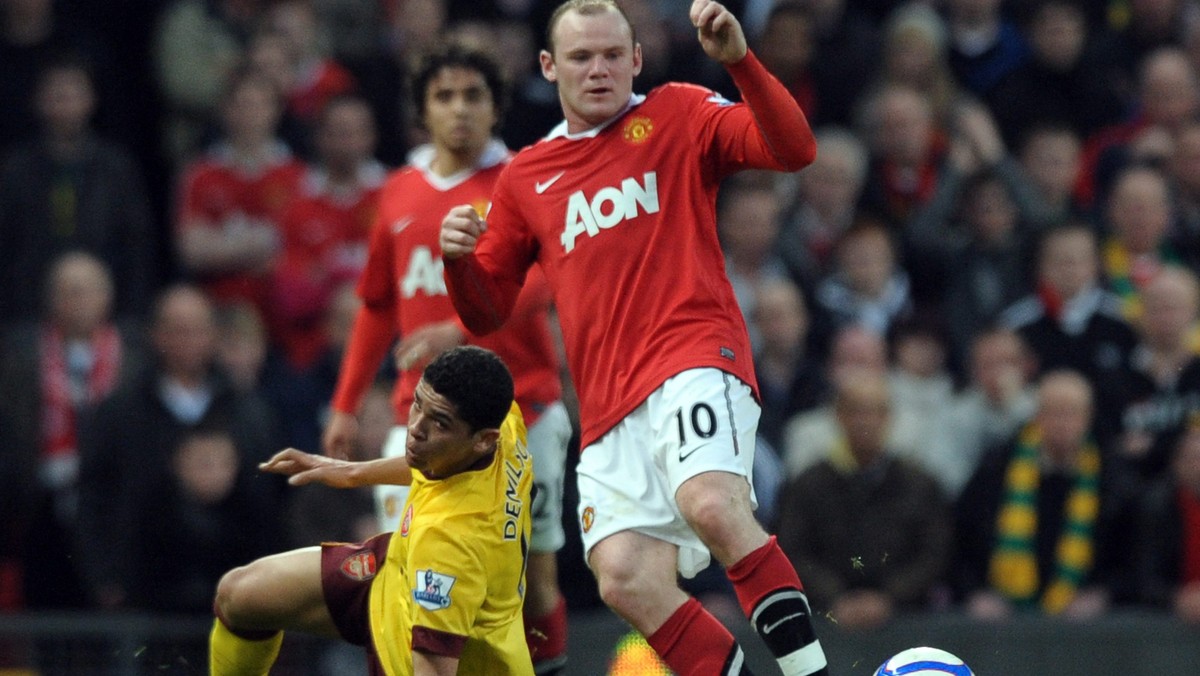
873, 646, 975, 676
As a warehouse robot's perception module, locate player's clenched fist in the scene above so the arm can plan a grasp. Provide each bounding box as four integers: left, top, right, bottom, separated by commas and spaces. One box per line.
440, 205, 487, 259
690, 0, 746, 64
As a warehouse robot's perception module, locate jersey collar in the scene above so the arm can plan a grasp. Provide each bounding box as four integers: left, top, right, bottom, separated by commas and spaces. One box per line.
408, 138, 509, 191
544, 93, 647, 141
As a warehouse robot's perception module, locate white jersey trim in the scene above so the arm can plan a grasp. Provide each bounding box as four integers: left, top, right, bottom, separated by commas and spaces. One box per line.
542, 94, 646, 142
407, 139, 509, 191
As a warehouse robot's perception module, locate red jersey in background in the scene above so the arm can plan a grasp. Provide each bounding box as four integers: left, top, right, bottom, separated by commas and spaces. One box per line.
270, 161, 386, 367
176, 142, 305, 306
332, 141, 561, 425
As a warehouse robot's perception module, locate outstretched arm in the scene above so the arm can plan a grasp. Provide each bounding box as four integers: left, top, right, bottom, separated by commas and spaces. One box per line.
691, 0, 816, 171
261, 448, 413, 487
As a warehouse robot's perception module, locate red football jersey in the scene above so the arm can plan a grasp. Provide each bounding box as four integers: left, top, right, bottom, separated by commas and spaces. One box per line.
446, 52, 816, 448
270, 162, 386, 367
176, 142, 306, 305
331, 142, 562, 425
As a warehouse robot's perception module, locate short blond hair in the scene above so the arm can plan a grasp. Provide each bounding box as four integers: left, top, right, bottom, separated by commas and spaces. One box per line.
545, 0, 637, 56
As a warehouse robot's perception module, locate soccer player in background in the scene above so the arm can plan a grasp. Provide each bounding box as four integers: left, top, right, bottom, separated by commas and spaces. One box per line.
320, 44, 571, 672
439, 1, 828, 674
209, 345, 535, 675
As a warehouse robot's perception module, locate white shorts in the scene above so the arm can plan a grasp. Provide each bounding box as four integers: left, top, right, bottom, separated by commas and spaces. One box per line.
576, 368, 759, 578
374, 401, 571, 553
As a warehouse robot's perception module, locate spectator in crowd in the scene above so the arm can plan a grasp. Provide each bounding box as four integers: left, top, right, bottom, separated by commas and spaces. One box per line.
211, 300, 329, 456
1078, 47, 1200, 207
1000, 224, 1137, 386
74, 284, 280, 609
812, 218, 914, 340
776, 371, 952, 631
1166, 118, 1200, 242
1090, 0, 1196, 104
954, 370, 1129, 620
873, 3, 966, 125
243, 28, 311, 154
1100, 164, 1195, 322
752, 278, 824, 452
928, 327, 1037, 498
262, 0, 357, 153
778, 126, 870, 290
0, 55, 156, 323
782, 325, 924, 478
269, 94, 384, 369
153, 0, 264, 163
173, 68, 305, 312
1101, 267, 1200, 484
718, 172, 790, 349
1016, 122, 1087, 227
986, 0, 1124, 150
133, 427, 280, 613
0, 252, 145, 610
0, 0, 128, 151
857, 82, 950, 230
905, 103, 1048, 359
943, 0, 1029, 99
888, 320, 956, 467
1132, 423, 1200, 623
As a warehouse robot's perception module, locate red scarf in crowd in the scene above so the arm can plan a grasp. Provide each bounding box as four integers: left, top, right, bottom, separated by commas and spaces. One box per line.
39, 325, 122, 459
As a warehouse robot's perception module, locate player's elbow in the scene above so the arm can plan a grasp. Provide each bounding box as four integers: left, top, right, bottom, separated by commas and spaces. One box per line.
778, 136, 817, 172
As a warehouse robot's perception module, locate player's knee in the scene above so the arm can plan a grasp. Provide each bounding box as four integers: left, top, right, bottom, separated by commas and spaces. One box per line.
681, 489, 741, 542
594, 560, 665, 618
213, 564, 255, 626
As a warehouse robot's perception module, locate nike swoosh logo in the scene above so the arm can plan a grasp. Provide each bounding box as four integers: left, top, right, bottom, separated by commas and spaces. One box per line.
535, 171, 566, 194
391, 215, 415, 234
679, 443, 710, 463
763, 612, 807, 635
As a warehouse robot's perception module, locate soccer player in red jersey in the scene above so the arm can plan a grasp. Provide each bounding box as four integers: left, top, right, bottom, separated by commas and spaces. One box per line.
440, 2, 828, 675
322, 44, 572, 674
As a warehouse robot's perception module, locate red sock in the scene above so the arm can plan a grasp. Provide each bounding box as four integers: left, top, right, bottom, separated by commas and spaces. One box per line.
726, 535, 804, 612
646, 598, 747, 676
525, 596, 567, 669
726, 536, 827, 676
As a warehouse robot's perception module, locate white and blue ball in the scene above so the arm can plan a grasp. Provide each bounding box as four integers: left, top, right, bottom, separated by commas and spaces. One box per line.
873, 647, 975, 676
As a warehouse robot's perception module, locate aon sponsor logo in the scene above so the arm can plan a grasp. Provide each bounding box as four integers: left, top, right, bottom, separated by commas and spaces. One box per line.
400, 245, 446, 298
560, 171, 659, 253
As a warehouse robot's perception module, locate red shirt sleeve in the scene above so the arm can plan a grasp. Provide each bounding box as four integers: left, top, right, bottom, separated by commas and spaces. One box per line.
330, 213, 398, 414
699, 49, 817, 176
443, 165, 538, 335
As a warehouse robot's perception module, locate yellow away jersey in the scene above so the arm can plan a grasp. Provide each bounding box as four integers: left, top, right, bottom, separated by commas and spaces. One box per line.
369, 402, 535, 676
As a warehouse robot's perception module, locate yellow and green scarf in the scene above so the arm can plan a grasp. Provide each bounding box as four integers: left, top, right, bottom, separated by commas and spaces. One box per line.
988, 423, 1101, 614
1104, 245, 1200, 353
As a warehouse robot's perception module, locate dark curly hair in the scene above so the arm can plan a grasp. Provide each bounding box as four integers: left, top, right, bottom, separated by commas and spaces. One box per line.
422, 346, 514, 432
409, 42, 508, 131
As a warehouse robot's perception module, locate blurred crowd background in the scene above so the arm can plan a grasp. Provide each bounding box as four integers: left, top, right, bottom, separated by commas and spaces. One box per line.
4, 0, 1200, 660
